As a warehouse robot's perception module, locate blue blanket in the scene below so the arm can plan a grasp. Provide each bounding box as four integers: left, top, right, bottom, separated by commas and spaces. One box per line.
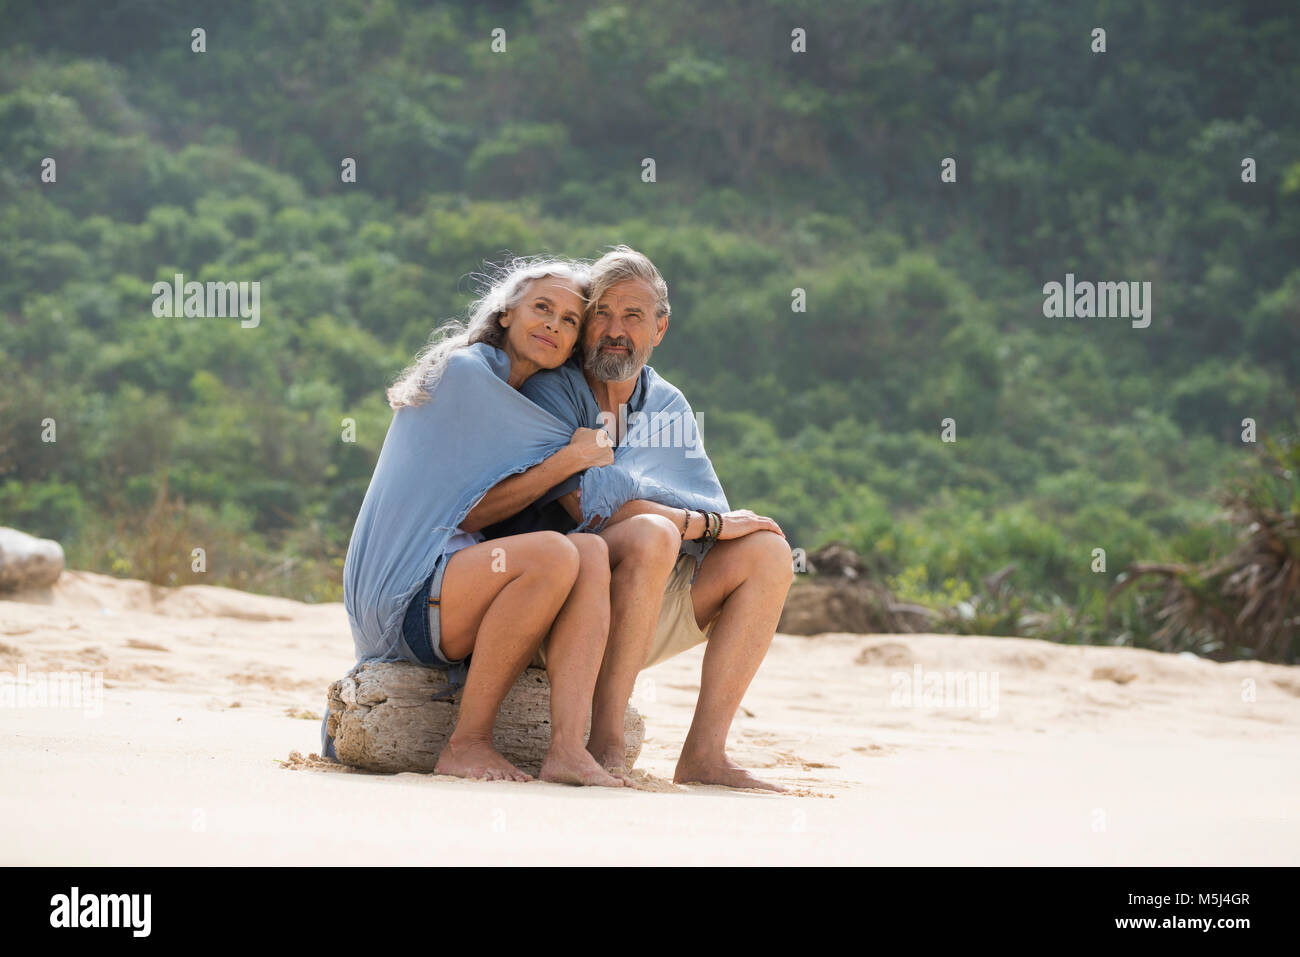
341, 342, 578, 667
325, 344, 728, 759
518, 356, 730, 574
326, 342, 573, 756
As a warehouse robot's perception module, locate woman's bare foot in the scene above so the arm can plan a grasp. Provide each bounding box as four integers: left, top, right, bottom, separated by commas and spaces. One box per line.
585, 734, 628, 775
542, 743, 626, 787
435, 736, 532, 782
674, 751, 786, 792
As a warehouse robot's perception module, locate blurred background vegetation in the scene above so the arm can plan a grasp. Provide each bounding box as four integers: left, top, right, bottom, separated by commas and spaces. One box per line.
0, 0, 1296, 658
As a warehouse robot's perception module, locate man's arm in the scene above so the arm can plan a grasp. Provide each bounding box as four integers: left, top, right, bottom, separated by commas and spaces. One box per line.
556, 490, 781, 540
462, 428, 611, 532
556, 491, 704, 538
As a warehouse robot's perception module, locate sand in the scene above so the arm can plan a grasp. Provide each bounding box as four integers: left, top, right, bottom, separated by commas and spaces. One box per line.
2, 570, 1297, 865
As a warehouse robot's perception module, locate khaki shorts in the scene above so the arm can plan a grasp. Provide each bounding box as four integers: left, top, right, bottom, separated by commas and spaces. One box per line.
531, 554, 715, 670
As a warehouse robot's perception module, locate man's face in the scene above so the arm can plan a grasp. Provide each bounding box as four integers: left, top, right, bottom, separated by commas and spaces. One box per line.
582, 279, 668, 381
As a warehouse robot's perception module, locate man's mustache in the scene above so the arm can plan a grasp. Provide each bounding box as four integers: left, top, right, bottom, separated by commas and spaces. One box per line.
596, 336, 634, 350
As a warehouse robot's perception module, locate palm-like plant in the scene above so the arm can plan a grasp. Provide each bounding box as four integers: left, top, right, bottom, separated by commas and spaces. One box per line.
1110, 430, 1300, 662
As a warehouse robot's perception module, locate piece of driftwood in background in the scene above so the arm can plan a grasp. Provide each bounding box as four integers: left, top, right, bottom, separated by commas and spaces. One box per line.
326, 661, 644, 774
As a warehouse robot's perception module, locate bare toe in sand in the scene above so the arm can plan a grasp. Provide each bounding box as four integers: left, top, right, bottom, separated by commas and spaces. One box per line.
674, 752, 786, 792
435, 738, 533, 782
541, 744, 626, 787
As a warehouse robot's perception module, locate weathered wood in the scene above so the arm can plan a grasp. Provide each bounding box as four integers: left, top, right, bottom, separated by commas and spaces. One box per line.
326, 661, 644, 775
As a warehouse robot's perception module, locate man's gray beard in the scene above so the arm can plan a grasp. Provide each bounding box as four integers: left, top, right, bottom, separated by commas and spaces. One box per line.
585, 340, 651, 382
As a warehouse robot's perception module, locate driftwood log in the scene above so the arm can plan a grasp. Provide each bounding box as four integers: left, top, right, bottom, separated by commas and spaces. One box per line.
326, 661, 644, 774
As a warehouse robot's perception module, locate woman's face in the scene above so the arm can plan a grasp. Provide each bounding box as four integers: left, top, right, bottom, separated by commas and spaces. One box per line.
498, 276, 585, 372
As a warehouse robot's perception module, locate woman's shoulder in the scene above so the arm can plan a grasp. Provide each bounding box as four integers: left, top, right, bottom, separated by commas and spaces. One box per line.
446, 341, 509, 379
445, 341, 490, 369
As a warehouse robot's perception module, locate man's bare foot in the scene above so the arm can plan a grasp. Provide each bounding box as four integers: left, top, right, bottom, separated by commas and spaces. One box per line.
674, 752, 786, 792
435, 737, 532, 782
585, 734, 628, 775
541, 743, 626, 787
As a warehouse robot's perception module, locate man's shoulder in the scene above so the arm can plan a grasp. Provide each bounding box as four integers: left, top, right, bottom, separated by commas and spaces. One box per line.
522, 356, 588, 396
642, 364, 689, 406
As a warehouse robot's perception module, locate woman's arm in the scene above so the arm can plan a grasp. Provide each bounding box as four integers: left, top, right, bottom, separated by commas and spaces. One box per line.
460, 428, 612, 532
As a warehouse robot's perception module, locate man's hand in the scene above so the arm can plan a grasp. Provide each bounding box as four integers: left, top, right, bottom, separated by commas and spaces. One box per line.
715, 509, 784, 540
566, 427, 614, 470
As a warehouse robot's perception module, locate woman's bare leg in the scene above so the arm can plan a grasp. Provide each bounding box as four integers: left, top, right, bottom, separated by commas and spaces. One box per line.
432, 532, 579, 782
538, 533, 624, 787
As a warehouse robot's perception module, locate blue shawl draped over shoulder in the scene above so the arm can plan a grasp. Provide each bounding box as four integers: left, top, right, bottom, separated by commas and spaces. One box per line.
341, 342, 576, 666
518, 356, 730, 575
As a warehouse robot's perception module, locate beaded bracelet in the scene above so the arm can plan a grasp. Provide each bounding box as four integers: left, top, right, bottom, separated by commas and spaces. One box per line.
704, 510, 720, 545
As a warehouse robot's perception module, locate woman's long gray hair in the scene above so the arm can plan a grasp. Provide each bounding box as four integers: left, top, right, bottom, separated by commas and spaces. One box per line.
387, 257, 590, 410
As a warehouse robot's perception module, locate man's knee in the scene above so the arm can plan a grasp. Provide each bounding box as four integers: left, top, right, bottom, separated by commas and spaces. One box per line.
743, 531, 794, 587
619, 514, 681, 569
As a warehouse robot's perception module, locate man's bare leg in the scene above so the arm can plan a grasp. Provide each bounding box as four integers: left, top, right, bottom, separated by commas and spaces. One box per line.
539, 533, 624, 787
675, 530, 793, 791
433, 532, 577, 782
586, 514, 681, 771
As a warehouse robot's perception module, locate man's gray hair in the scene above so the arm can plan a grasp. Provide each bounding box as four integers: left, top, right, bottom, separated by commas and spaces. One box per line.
586, 245, 670, 321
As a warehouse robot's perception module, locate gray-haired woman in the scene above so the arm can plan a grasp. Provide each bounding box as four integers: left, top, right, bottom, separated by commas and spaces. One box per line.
345, 257, 622, 787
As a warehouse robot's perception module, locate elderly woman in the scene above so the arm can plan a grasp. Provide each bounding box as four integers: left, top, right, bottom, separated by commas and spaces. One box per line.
340, 258, 623, 787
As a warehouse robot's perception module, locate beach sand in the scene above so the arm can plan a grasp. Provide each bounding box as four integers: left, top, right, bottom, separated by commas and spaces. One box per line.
2, 570, 1297, 865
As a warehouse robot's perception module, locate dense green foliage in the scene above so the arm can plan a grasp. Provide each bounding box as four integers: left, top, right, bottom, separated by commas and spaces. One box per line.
1, 1, 1296, 655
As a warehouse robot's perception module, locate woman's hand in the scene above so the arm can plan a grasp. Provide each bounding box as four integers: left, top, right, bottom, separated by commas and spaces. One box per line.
715, 509, 784, 540
566, 427, 614, 470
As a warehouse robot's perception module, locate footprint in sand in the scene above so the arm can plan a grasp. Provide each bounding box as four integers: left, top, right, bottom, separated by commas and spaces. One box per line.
852, 744, 893, 756
854, 642, 913, 667
1091, 665, 1138, 685
126, 639, 170, 652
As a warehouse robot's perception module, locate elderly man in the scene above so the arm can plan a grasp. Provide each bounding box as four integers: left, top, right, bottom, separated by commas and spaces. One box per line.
484, 246, 793, 791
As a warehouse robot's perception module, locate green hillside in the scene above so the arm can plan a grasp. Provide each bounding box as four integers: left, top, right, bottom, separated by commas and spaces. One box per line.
1, 0, 1296, 657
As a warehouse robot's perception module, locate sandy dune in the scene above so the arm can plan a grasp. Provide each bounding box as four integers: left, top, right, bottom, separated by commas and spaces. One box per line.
2, 570, 1297, 865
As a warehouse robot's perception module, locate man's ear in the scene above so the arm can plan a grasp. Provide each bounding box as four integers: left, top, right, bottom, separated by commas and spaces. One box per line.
652, 314, 669, 347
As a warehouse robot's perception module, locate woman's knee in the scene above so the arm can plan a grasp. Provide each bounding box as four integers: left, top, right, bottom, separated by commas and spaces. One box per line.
525, 530, 581, 586
569, 532, 611, 584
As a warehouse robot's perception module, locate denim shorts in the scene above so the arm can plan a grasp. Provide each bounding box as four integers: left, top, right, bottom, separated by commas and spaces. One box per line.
400, 555, 468, 669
